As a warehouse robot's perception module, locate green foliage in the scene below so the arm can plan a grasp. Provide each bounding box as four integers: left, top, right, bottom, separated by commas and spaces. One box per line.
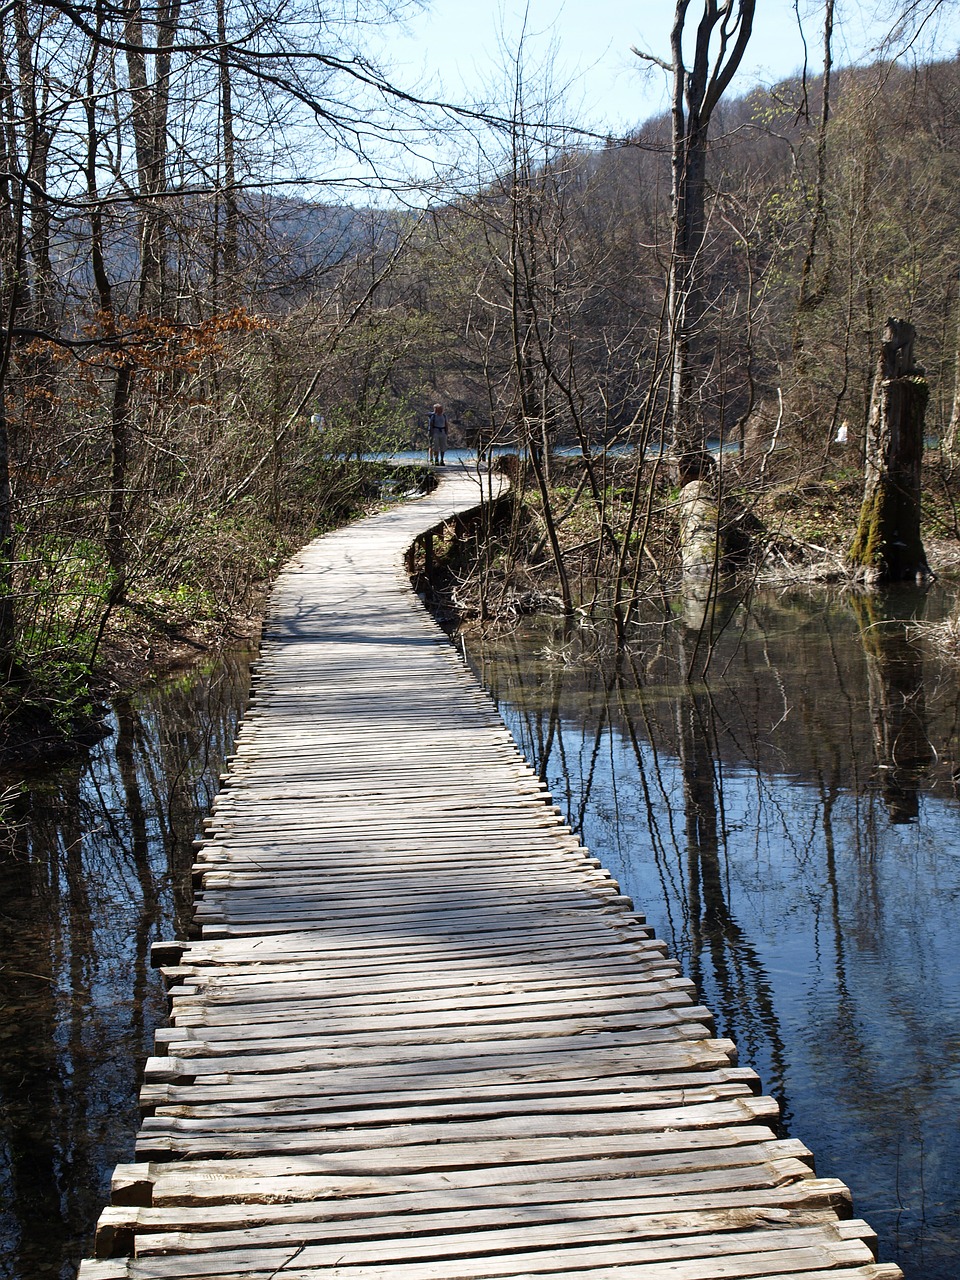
17, 630, 98, 733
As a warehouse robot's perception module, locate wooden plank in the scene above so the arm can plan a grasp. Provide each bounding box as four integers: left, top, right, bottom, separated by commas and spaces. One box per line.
145, 1079, 758, 1122
187, 908, 637, 934
133, 1123, 791, 1164
140, 1066, 759, 1112
156, 995, 707, 1048
112, 1144, 816, 1207
188, 922, 658, 949
84, 1262, 904, 1280
94, 1180, 854, 1257
152, 1017, 719, 1070
80, 1225, 878, 1277
164, 959, 686, 1004
140, 1054, 750, 1108
142, 1030, 737, 1083
190, 887, 628, 921
132, 1206, 845, 1258
138, 1097, 779, 1147
168, 978, 698, 1024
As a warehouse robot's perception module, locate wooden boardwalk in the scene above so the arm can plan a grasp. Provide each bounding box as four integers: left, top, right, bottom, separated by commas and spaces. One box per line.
80, 468, 902, 1280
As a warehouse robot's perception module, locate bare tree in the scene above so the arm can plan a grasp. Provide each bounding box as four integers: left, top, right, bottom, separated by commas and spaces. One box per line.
635, 1, 756, 454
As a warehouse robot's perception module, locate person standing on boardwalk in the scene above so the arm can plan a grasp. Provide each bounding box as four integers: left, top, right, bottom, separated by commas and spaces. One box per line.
428, 402, 448, 465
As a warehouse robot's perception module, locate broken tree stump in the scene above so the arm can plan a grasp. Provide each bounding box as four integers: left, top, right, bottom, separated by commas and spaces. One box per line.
849, 318, 930, 586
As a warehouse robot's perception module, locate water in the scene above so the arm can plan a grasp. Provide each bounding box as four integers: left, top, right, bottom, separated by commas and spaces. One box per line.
466, 584, 960, 1279
363, 438, 732, 467
0, 652, 252, 1280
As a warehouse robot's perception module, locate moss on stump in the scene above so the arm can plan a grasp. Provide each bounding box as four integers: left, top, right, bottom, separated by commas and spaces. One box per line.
849, 368, 930, 586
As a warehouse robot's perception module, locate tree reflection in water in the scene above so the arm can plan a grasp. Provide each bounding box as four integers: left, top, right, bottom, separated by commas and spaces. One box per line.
470, 587, 960, 1280
0, 651, 251, 1280
851, 591, 933, 823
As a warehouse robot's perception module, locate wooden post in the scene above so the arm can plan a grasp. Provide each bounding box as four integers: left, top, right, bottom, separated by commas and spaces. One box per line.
849, 318, 930, 585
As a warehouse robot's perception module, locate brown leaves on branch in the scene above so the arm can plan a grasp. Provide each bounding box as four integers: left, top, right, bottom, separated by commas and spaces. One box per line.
23, 307, 269, 375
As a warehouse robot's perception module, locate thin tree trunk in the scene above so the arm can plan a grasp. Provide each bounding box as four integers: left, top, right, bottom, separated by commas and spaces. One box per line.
217, 0, 239, 297
945, 273, 960, 454
793, 0, 834, 364
0, 58, 29, 675
0, 387, 16, 676
656, 1, 757, 453
106, 364, 133, 601
124, 0, 181, 314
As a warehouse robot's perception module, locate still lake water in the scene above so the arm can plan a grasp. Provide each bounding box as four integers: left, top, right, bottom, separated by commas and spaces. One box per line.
466, 584, 960, 1280
1, 585, 958, 1277
0, 655, 253, 1280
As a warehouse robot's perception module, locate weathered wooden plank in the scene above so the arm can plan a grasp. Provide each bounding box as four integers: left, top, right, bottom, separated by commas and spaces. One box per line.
132, 1206, 847, 1259
139, 1065, 758, 1114
142, 1032, 739, 1086
139, 1053, 748, 1109
156, 994, 705, 1049
82, 1261, 905, 1280
190, 887, 628, 921
168, 978, 698, 1025
186, 915, 657, 947
112, 1144, 816, 1211
164, 934, 659, 971
144, 1078, 757, 1123
160, 950, 675, 994
94, 1179, 854, 1258
158, 939, 672, 982
153, 1013, 718, 1069
138, 1096, 779, 1150
133, 1123, 791, 1165
192, 877, 619, 902
178, 911, 660, 950
165, 959, 685, 1004
193, 871, 620, 897
81, 1223, 878, 1277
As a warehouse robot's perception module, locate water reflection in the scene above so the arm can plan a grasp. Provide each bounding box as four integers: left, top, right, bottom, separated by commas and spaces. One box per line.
0, 652, 251, 1280
674, 669, 790, 1118
851, 591, 933, 823
468, 587, 960, 1280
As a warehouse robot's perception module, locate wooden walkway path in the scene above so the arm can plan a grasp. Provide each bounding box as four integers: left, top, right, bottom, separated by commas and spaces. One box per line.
80, 468, 902, 1280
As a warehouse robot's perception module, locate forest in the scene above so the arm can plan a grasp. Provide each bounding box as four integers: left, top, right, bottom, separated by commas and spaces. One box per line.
2, 0, 960, 751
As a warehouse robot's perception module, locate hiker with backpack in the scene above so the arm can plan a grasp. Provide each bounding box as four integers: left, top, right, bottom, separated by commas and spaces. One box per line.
427, 403, 448, 465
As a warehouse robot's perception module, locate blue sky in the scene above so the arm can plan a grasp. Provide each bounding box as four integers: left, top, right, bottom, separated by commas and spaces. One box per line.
388, 1, 960, 134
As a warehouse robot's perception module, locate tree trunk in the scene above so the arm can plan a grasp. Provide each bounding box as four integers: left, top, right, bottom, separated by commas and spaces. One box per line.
13, 2, 55, 331
106, 364, 133, 602
677, 477, 720, 578
945, 274, 960, 454
216, 0, 240, 300
124, 0, 181, 314
793, 0, 834, 367
0, 389, 17, 678
658, 1, 757, 453
849, 318, 930, 585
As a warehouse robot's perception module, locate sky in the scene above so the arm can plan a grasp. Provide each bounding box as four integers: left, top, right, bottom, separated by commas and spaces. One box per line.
387, 1, 960, 136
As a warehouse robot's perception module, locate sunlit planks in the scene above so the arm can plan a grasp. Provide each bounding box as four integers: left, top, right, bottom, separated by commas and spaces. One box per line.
79, 467, 902, 1280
